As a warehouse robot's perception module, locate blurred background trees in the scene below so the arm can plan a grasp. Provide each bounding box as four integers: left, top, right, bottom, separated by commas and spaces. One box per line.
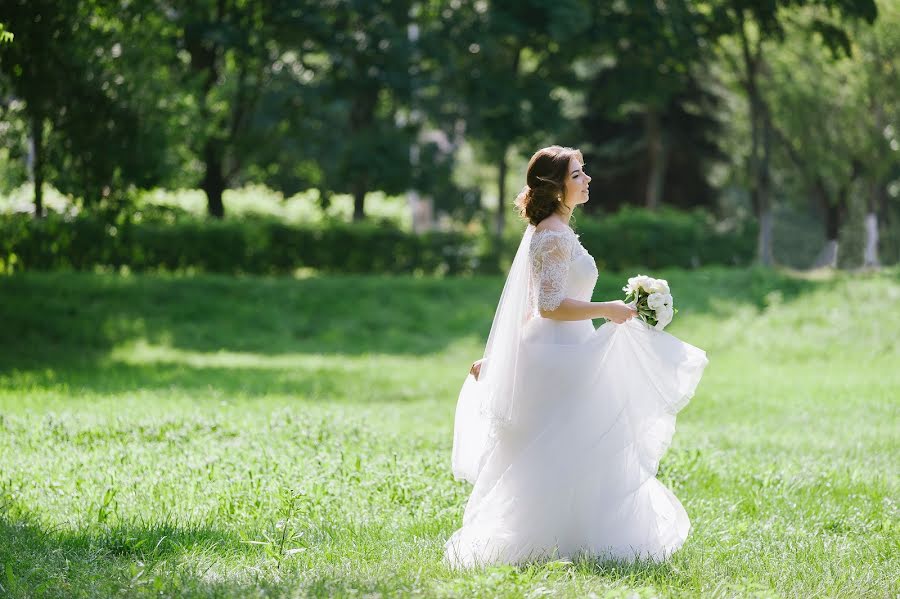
0, 0, 897, 272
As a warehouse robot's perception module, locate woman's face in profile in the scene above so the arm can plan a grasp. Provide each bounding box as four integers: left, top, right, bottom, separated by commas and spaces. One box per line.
564, 156, 591, 208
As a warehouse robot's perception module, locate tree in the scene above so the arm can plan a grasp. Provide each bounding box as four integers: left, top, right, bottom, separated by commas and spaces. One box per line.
712, 0, 877, 265
0, 1, 168, 217
429, 0, 589, 248
152, 1, 316, 218
0, 1, 82, 217
582, 77, 724, 213
854, 0, 900, 267
299, 0, 417, 222
579, 0, 723, 212
762, 9, 876, 268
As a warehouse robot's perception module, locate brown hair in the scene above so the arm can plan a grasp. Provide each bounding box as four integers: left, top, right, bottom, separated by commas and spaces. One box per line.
514, 145, 584, 226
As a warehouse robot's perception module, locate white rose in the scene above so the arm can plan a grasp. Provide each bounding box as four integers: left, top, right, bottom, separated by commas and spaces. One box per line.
625, 274, 654, 294
649, 278, 670, 295
647, 292, 667, 310
654, 306, 674, 330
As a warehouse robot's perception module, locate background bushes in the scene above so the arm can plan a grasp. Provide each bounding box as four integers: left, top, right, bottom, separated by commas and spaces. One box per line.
576, 207, 757, 271
0, 208, 755, 276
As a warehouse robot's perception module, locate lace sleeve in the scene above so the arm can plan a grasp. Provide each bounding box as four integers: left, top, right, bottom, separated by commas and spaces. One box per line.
533, 231, 573, 312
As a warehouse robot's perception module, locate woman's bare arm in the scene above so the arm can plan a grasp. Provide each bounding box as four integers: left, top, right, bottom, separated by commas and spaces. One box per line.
540, 298, 637, 323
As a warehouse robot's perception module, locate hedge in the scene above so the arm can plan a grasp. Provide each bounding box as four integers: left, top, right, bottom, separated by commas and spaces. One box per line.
575, 206, 757, 271
0, 208, 755, 275
0, 215, 481, 275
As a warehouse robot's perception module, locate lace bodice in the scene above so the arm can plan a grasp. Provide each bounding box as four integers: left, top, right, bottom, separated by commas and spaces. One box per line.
529, 227, 598, 313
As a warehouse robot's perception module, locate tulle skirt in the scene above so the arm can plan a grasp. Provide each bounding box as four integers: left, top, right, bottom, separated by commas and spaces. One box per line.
446, 317, 708, 568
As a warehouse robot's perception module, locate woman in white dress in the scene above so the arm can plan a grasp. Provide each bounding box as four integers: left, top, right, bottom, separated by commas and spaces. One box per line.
445, 145, 708, 568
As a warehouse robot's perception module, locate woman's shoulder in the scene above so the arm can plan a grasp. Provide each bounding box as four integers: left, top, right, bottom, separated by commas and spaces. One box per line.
532, 219, 575, 244
533, 217, 574, 238
530, 220, 575, 256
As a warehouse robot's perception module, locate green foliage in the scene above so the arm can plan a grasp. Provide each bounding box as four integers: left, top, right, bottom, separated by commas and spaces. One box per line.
576, 207, 757, 271
0, 207, 756, 275
0, 0, 176, 211
578, 0, 725, 211
294, 0, 419, 220
430, 0, 588, 157
0, 213, 479, 275
0, 0, 896, 256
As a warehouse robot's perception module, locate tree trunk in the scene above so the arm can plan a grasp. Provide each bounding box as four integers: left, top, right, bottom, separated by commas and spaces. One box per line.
408, 190, 433, 234
185, 1, 225, 218
352, 182, 366, 222
493, 47, 521, 244
758, 208, 774, 267
739, 11, 774, 267
644, 108, 668, 210
496, 149, 507, 241
202, 140, 225, 219
823, 195, 840, 242
863, 180, 883, 267
865, 40, 887, 268
811, 201, 839, 267
811, 239, 838, 269
30, 113, 44, 219
863, 212, 878, 268
348, 88, 378, 222
319, 188, 332, 211
755, 106, 774, 266
810, 179, 840, 269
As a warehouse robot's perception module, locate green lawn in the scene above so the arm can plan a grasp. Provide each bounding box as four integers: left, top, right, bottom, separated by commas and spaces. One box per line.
1, 268, 898, 598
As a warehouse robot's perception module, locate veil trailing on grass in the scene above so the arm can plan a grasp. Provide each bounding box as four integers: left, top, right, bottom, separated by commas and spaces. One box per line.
451, 224, 534, 483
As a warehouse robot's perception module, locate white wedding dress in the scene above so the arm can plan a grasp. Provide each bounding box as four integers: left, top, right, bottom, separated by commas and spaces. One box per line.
445, 226, 708, 567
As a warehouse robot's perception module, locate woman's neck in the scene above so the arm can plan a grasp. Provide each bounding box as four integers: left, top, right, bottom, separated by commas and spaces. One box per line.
555, 206, 574, 227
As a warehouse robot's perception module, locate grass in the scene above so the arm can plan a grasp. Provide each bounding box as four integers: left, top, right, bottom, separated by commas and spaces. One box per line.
0, 267, 898, 598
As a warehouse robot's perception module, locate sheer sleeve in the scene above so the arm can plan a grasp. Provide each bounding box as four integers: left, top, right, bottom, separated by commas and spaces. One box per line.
533, 231, 573, 312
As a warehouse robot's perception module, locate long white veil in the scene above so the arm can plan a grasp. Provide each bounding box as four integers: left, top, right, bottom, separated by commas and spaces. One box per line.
451, 224, 535, 483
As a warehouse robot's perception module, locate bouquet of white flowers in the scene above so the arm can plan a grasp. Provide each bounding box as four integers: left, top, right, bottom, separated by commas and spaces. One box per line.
622, 274, 677, 331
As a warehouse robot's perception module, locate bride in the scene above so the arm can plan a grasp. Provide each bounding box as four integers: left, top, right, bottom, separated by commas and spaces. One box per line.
445, 145, 709, 567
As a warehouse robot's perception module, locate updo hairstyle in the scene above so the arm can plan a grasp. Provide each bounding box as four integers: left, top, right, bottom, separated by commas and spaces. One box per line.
514, 145, 584, 226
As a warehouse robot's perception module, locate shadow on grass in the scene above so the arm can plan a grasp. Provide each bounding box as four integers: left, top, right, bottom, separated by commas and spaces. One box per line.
0, 272, 501, 365
0, 358, 448, 401
0, 508, 270, 598
571, 553, 679, 578
0, 267, 843, 376
0, 507, 433, 598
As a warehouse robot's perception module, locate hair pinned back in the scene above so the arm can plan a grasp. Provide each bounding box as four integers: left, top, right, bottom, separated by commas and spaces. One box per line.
514, 145, 584, 226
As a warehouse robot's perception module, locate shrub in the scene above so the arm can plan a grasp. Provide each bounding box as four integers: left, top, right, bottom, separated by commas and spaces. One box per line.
576, 206, 756, 271
0, 214, 481, 275
0, 207, 756, 276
